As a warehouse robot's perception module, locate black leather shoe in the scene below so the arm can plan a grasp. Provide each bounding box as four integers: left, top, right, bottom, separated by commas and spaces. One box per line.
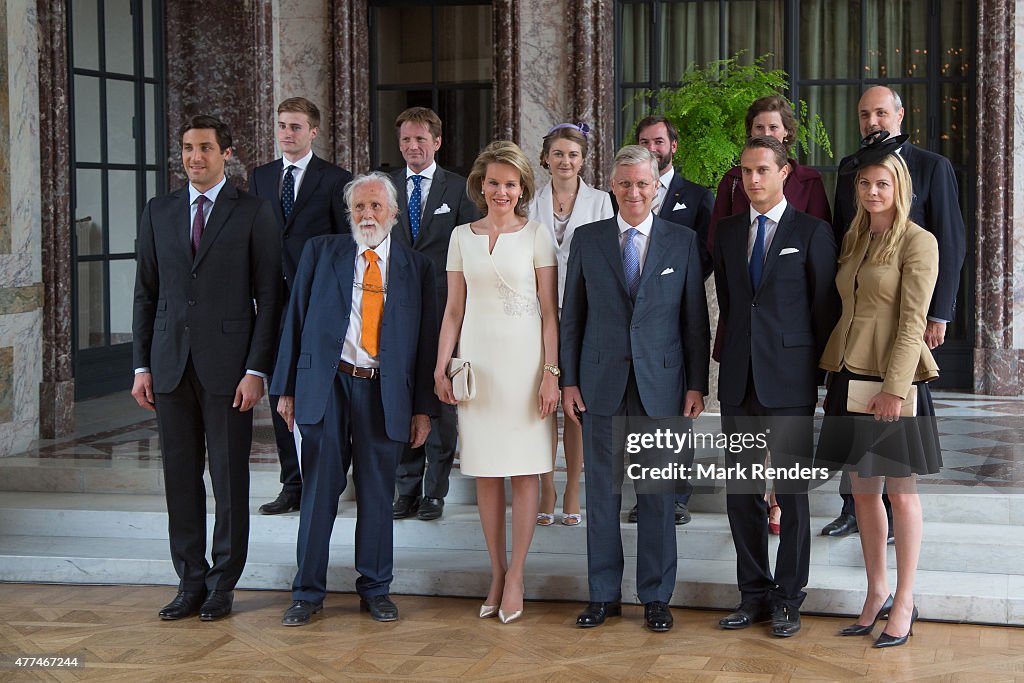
839, 594, 893, 636
159, 589, 206, 620
821, 513, 858, 537
576, 601, 622, 627
872, 605, 918, 648
719, 602, 771, 629
259, 488, 301, 515
626, 505, 638, 523
644, 601, 673, 632
393, 495, 419, 520
199, 590, 234, 621
674, 503, 692, 525
282, 600, 323, 626
417, 497, 444, 521
360, 594, 399, 622
770, 604, 801, 637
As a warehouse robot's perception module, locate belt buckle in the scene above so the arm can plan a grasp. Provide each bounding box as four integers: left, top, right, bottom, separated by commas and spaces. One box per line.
369, 367, 379, 379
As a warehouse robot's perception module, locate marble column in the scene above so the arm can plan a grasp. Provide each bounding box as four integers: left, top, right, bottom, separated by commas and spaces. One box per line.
493, 0, 520, 142
1, 0, 46, 453
330, 0, 370, 174
569, 0, 614, 190
973, 0, 1020, 394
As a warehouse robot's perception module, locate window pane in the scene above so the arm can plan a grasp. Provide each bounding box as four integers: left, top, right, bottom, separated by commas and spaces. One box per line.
109, 259, 136, 344
437, 88, 491, 177
104, 0, 135, 75
74, 75, 102, 163
799, 84, 861, 168
72, 0, 100, 70
143, 0, 155, 78
106, 79, 136, 164
799, 0, 860, 79
376, 6, 432, 85
900, 83, 928, 146
437, 5, 491, 82
940, 83, 970, 165
74, 169, 104, 256
864, 0, 928, 79
939, 0, 971, 77
146, 170, 157, 202
725, 1, 783, 66
620, 88, 649, 143
619, 3, 650, 84
659, 1, 719, 83
145, 84, 156, 164
77, 261, 106, 349
375, 89, 432, 172
108, 170, 138, 254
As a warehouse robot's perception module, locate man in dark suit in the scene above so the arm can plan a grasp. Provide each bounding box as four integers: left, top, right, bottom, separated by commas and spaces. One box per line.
621, 115, 714, 525
713, 136, 839, 638
272, 173, 438, 626
823, 85, 967, 538
131, 115, 282, 621
249, 97, 352, 516
561, 146, 710, 633
389, 107, 479, 522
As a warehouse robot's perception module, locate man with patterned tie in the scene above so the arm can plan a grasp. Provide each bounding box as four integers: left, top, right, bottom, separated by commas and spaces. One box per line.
249, 97, 352, 516
132, 115, 282, 621
560, 146, 709, 632
271, 173, 439, 626
712, 136, 839, 638
389, 107, 479, 522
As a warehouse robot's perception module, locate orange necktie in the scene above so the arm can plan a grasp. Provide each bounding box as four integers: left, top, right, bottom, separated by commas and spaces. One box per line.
361, 250, 383, 356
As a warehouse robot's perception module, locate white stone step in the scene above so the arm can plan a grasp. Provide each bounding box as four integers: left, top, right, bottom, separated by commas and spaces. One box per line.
0, 534, 1018, 625
1, 492, 1022, 576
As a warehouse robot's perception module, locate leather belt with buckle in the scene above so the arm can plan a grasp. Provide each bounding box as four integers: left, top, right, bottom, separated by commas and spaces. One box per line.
338, 360, 380, 379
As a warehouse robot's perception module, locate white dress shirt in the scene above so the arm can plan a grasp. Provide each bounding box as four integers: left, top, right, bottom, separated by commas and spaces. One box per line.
404, 162, 437, 221
746, 197, 789, 264
617, 211, 654, 274
342, 235, 391, 368
281, 149, 313, 201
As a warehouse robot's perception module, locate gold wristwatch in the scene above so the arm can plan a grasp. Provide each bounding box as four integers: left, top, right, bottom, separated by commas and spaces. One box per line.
543, 363, 561, 377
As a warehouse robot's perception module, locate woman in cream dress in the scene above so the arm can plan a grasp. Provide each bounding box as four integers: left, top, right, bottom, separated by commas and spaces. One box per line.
435, 141, 559, 624
528, 123, 613, 527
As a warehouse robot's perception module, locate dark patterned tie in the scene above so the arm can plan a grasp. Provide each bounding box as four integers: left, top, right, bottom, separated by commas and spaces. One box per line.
191, 195, 207, 257
281, 165, 297, 220
409, 175, 423, 242
749, 214, 767, 290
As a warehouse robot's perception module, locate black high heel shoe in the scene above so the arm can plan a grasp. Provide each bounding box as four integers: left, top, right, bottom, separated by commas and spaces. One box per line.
839, 594, 894, 636
872, 605, 918, 648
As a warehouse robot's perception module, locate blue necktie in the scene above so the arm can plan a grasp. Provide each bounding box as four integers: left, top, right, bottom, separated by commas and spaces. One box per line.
749, 214, 767, 290
281, 165, 296, 220
623, 227, 641, 299
409, 175, 423, 242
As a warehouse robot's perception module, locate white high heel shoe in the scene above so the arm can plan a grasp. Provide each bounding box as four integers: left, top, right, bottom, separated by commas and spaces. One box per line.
498, 608, 522, 624
479, 604, 498, 619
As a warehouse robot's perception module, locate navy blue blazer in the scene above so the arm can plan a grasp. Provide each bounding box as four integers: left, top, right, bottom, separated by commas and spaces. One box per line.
249, 154, 352, 290
270, 234, 440, 442
713, 205, 839, 408
560, 216, 710, 417
833, 143, 966, 322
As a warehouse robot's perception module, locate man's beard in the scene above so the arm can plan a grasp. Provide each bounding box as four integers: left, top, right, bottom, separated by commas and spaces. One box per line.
654, 152, 671, 175
351, 218, 391, 249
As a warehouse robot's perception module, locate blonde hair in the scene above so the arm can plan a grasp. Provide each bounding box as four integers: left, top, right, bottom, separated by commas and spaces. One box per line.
839, 153, 914, 265
466, 141, 535, 217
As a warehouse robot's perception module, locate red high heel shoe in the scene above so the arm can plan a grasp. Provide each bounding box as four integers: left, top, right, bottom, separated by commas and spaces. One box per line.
768, 504, 781, 535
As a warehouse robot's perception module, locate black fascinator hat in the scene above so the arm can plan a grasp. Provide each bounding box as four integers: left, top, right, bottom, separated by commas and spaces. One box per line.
837, 129, 909, 175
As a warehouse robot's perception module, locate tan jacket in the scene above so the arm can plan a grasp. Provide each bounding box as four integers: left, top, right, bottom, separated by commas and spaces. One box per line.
819, 223, 939, 398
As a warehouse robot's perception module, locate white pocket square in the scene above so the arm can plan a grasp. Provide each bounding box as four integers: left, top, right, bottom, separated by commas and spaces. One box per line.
433, 203, 451, 215
672, 202, 687, 211
779, 247, 800, 255
660, 267, 675, 275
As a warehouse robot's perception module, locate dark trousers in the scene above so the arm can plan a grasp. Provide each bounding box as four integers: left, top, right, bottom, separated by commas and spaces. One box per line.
292, 372, 403, 604
395, 402, 457, 499
154, 358, 252, 593
270, 393, 301, 492
720, 373, 812, 609
583, 370, 677, 604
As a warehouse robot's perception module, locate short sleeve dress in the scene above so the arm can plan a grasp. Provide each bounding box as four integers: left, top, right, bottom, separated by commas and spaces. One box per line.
446, 220, 557, 477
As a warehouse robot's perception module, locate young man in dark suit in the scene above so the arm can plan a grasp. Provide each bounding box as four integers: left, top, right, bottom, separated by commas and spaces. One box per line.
389, 107, 479, 522
823, 85, 966, 538
713, 136, 839, 637
249, 97, 353, 515
272, 173, 438, 626
132, 115, 282, 621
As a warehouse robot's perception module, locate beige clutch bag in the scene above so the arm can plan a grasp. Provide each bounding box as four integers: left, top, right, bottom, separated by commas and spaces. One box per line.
448, 358, 476, 402
846, 379, 917, 417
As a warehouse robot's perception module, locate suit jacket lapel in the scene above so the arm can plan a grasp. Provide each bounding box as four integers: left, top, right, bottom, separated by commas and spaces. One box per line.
332, 238, 356, 316
638, 218, 672, 294
756, 205, 796, 294
658, 175, 683, 219
192, 183, 237, 270
382, 242, 409, 332
725, 216, 754, 299
264, 161, 286, 228
168, 189, 192, 264
417, 168, 447, 236
286, 156, 323, 231
597, 219, 629, 297
392, 170, 413, 246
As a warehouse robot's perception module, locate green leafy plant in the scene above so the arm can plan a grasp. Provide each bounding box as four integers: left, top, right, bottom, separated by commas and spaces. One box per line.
633, 53, 832, 188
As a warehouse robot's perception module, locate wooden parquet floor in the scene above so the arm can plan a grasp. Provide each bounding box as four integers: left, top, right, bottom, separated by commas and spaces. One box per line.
1, 585, 1023, 682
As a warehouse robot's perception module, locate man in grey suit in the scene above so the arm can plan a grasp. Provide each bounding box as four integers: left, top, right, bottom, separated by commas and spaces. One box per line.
561, 146, 710, 632
390, 107, 479, 522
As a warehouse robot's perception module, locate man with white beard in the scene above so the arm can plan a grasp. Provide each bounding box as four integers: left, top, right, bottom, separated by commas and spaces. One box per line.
270, 172, 440, 626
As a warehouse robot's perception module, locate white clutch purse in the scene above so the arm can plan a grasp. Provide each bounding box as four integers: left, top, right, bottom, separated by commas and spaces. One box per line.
448, 357, 477, 402
846, 379, 917, 417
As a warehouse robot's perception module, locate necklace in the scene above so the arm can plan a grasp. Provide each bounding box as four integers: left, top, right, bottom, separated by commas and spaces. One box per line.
553, 186, 577, 214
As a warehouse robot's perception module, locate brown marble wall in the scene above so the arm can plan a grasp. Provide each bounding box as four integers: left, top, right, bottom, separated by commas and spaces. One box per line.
329, 0, 370, 174
493, 0, 520, 142
569, 0, 614, 190
164, 1, 276, 188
